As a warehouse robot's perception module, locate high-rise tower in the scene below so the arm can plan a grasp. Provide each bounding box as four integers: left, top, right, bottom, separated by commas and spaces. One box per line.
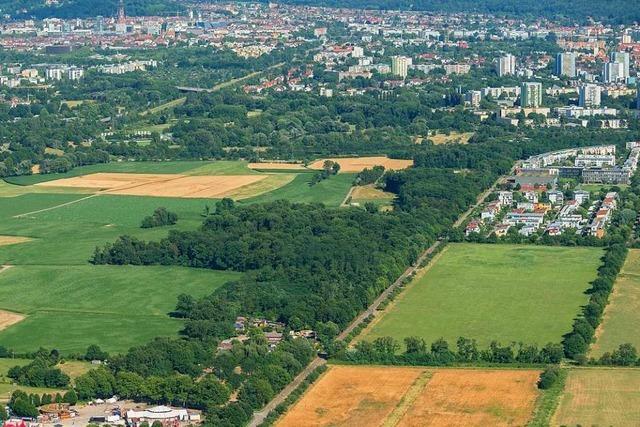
117, 0, 126, 24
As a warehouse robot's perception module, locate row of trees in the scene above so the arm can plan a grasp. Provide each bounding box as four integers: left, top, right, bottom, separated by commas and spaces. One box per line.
563, 243, 628, 360
354, 165, 385, 186
338, 336, 564, 365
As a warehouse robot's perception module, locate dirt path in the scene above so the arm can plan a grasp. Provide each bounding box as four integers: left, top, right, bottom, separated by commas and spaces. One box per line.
13, 194, 98, 218
248, 358, 326, 427
382, 370, 433, 427
340, 185, 356, 207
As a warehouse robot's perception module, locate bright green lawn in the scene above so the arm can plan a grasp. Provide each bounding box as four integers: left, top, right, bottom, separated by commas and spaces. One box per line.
362, 243, 602, 348
242, 173, 354, 207
590, 249, 640, 357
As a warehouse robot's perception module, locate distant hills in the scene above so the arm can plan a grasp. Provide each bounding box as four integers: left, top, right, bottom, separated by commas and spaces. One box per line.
0, 0, 184, 19
2, 0, 638, 24
272, 0, 640, 24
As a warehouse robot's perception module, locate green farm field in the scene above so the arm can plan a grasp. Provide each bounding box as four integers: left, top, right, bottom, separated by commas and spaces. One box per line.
552, 368, 640, 426
0, 160, 359, 353
590, 249, 640, 357
360, 243, 602, 348
0, 192, 239, 354
242, 173, 355, 207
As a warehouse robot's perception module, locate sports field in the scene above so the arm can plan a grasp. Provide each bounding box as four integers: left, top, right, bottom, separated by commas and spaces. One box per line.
360, 243, 602, 348
278, 365, 541, 427
590, 249, 640, 357
552, 368, 640, 426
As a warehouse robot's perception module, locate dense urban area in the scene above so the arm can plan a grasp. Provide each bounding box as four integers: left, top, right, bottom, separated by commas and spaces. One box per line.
0, 0, 639, 426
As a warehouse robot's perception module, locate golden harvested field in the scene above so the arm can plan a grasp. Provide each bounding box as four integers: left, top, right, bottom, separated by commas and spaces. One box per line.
278, 366, 541, 427
351, 185, 396, 201
36, 172, 270, 199
0, 236, 32, 246
398, 369, 540, 427
247, 162, 308, 170
429, 131, 474, 145
278, 366, 423, 427
0, 310, 25, 331
552, 368, 640, 427
308, 156, 413, 173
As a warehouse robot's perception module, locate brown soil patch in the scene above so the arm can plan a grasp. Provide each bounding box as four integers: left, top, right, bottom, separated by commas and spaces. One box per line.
0, 309, 25, 331
309, 157, 413, 173
398, 369, 541, 427
31, 164, 41, 174
247, 162, 307, 170
278, 366, 423, 427
36, 173, 269, 199
0, 236, 32, 247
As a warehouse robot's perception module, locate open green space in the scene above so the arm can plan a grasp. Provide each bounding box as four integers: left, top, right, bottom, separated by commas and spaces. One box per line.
590, 249, 640, 357
361, 243, 602, 348
0, 192, 239, 354
242, 173, 355, 207
0, 164, 361, 353
552, 368, 640, 426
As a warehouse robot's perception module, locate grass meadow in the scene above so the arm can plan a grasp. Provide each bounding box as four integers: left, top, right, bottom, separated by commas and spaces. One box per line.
590, 249, 640, 357
0, 191, 238, 354
361, 243, 602, 348
242, 173, 354, 207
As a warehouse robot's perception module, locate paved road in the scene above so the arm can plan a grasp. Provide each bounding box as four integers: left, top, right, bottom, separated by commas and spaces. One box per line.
248, 163, 514, 426
248, 358, 326, 427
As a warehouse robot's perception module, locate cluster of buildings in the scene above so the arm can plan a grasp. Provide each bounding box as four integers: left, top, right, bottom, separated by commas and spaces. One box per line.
216, 316, 316, 352
518, 144, 640, 185
466, 185, 618, 239
97, 60, 157, 75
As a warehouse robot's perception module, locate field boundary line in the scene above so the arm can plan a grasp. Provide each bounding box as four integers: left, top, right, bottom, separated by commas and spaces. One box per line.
13, 194, 99, 218
382, 370, 433, 427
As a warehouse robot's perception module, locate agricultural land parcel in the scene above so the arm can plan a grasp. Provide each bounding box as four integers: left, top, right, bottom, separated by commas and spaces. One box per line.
0, 160, 363, 353
361, 243, 603, 348
590, 248, 640, 357
552, 368, 640, 426
277, 365, 541, 427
